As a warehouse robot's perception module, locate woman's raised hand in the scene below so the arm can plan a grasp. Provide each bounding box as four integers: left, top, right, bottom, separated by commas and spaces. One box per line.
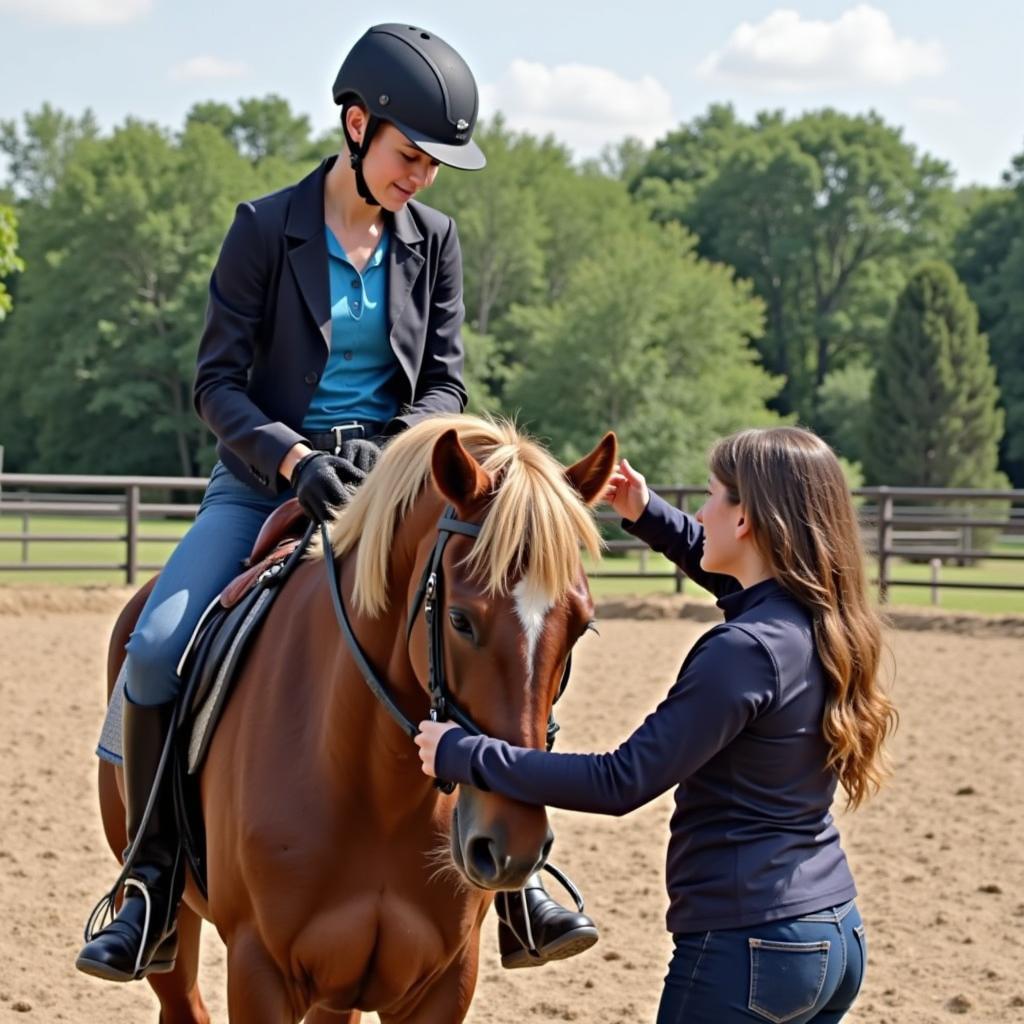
603, 458, 651, 524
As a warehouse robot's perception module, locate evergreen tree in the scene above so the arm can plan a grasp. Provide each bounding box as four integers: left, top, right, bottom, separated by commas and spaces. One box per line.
954, 155, 1024, 485
865, 262, 1004, 488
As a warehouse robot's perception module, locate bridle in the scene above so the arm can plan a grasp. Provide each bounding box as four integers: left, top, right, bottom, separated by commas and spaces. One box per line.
320, 506, 572, 793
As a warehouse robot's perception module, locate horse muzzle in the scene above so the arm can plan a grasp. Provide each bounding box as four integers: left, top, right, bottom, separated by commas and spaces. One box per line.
451, 792, 553, 891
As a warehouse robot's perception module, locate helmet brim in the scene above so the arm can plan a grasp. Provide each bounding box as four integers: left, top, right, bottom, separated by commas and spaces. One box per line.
392, 121, 487, 170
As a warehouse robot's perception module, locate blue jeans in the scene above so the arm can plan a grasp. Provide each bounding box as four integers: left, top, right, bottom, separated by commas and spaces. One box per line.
656, 901, 866, 1024
124, 462, 291, 706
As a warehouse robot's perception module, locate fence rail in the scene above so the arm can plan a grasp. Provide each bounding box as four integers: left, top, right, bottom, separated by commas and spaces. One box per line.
1, 474, 1023, 602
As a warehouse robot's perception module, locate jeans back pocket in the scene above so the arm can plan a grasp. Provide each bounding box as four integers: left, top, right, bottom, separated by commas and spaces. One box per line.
748, 938, 830, 1023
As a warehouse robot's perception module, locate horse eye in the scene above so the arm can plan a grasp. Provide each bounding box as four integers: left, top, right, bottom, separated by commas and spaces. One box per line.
448, 609, 473, 635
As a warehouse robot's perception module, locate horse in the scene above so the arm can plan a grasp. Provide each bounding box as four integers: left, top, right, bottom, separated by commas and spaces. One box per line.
94, 414, 617, 1022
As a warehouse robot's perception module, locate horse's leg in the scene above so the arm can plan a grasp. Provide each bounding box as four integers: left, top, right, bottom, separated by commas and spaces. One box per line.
226, 931, 300, 1023
98, 758, 209, 1023
381, 941, 480, 1024
148, 904, 210, 1024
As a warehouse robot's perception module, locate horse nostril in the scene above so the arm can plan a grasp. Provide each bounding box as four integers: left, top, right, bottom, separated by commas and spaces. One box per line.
467, 835, 507, 883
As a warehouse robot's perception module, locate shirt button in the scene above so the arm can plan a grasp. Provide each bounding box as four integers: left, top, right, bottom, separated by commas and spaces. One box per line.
304, 371, 318, 385
351, 279, 360, 289
352, 301, 361, 313
343, 351, 353, 361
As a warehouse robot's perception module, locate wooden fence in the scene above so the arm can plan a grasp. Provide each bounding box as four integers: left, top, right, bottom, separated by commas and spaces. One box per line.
1, 473, 1023, 602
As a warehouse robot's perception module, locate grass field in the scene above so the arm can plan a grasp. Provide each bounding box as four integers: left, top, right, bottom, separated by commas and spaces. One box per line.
2, 513, 1023, 614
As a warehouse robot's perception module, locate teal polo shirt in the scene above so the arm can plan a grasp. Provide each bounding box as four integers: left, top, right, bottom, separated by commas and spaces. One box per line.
302, 224, 401, 430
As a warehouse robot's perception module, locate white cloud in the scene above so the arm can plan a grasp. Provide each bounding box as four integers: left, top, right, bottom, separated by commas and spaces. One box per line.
912, 96, 963, 116
481, 59, 675, 156
696, 5, 945, 91
0, 0, 151, 24
170, 56, 249, 82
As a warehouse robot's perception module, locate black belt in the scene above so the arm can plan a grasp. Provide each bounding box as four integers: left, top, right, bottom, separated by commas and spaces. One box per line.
305, 421, 386, 453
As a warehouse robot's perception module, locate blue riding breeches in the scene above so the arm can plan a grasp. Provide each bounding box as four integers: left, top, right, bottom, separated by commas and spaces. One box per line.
123, 462, 292, 707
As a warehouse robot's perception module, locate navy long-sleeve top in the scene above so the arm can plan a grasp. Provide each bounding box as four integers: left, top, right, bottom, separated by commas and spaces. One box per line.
436, 491, 857, 934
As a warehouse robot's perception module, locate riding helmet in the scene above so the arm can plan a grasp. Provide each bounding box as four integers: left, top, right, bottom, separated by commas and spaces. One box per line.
333, 22, 486, 195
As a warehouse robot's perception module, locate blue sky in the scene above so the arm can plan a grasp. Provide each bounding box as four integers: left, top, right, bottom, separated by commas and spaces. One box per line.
1, 0, 1021, 186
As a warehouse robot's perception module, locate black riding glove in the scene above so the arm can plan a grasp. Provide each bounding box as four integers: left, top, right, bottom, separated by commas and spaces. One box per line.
336, 437, 382, 477
291, 451, 358, 523
291, 440, 383, 523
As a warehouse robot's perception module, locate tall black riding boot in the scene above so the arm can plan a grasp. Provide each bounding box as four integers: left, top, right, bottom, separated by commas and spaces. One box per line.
495, 871, 599, 969
76, 697, 184, 982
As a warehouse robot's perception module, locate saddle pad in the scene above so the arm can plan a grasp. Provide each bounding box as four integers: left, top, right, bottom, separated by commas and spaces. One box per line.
186, 585, 276, 773
96, 663, 128, 766
93, 592, 224, 766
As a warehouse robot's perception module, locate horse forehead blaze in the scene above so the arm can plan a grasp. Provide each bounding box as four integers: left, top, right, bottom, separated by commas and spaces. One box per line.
511, 576, 554, 682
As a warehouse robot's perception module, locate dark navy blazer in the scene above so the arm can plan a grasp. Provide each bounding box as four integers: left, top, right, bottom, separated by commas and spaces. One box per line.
193, 156, 468, 494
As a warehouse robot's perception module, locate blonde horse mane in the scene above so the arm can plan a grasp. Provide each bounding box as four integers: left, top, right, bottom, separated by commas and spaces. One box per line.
323, 415, 604, 618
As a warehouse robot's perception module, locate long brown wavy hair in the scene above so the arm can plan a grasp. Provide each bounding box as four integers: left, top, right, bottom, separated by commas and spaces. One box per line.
709, 426, 897, 808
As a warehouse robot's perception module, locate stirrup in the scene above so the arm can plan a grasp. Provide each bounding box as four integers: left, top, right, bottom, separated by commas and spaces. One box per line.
541, 862, 586, 913
497, 863, 589, 961
84, 876, 170, 980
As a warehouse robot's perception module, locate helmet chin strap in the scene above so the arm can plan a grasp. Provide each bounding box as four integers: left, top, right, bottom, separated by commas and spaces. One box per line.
341, 108, 381, 207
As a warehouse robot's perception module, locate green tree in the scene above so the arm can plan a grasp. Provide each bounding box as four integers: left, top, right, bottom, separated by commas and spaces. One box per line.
504, 215, 781, 483
425, 117, 560, 335
581, 136, 649, 185
426, 116, 784, 463
631, 103, 760, 222
635, 107, 957, 417
0, 117, 298, 475
185, 95, 318, 165
460, 326, 505, 414
954, 157, 1024, 484
0, 104, 100, 203
864, 262, 1004, 488
814, 363, 874, 467
0, 203, 23, 319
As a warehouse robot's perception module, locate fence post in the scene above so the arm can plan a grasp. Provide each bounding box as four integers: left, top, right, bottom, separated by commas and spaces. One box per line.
126, 485, 140, 585
929, 558, 941, 606
877, 492, 893, 604
674, 488, 686, 594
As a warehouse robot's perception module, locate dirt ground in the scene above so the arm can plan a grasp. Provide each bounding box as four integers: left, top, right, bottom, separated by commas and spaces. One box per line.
1, 588, 1022, 1023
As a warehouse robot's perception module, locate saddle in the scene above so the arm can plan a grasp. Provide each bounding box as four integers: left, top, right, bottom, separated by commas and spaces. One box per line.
172, 498, 312, 897
218, 500, 309, 608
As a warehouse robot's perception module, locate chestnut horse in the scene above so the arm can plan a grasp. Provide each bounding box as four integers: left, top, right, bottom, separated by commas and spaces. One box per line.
94, 415, 617, 1022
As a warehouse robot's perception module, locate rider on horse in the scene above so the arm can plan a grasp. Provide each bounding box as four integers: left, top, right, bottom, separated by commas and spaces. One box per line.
76, 24, 597, 983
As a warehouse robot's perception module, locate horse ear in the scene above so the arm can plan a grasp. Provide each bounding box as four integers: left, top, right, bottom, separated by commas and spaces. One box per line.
565, 432, 618, 507
431, 428, 491, 515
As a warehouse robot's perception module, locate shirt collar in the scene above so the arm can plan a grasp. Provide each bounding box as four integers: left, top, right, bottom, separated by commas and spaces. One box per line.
716, 578, 788, 621
324, 223, 390, 269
